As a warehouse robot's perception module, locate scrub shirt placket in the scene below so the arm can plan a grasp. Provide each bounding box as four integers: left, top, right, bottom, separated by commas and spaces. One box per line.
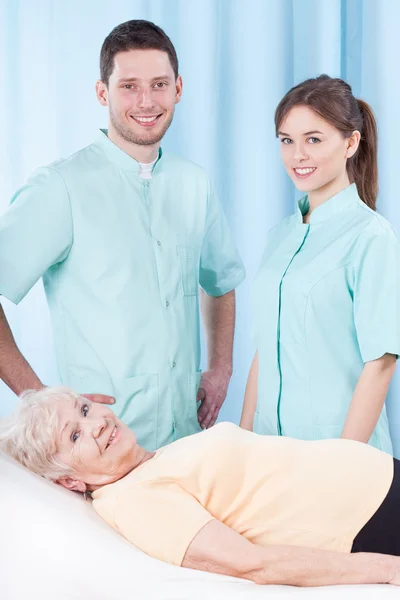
276, 223, 310, 435
140, 176, 180, 442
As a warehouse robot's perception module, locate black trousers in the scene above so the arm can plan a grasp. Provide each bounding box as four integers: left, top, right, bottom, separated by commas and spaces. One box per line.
351, 458, 400, 556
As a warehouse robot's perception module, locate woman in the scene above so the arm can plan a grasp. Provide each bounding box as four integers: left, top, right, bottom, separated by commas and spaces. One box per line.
240, 75, 400, 452
1, 386, 400, 587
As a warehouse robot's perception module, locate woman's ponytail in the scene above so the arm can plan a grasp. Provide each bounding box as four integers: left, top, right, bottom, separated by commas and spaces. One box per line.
349, 99, 378, 210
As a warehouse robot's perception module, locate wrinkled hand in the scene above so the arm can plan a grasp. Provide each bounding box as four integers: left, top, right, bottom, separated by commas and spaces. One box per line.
80, 393, 115, 405
387, 556, 400, 585
197, 368, 231, 429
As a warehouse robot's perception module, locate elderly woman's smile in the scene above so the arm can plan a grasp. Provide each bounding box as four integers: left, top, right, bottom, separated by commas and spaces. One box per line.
53, 393, 154, 492
105, 425, 118, 448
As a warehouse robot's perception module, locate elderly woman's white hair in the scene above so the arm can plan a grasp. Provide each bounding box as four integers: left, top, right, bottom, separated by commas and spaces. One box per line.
0, 386, 80, 480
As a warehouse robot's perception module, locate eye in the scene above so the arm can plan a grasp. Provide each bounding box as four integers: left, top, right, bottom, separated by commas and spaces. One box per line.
308, 137, 321, 144
280, 138, 292, 145
81, 404, 89, 417
122, 84, 134, 89
71, 431, 80, 443
154, 81, 167, 89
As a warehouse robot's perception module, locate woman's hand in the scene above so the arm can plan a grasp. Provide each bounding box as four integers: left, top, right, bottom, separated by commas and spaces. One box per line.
388, 564, 400, 586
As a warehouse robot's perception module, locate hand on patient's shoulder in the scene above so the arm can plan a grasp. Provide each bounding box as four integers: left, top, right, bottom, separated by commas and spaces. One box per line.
81, 393, 116, 405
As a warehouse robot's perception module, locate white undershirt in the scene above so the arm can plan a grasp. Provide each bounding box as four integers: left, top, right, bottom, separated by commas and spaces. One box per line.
138, 157, 158, 180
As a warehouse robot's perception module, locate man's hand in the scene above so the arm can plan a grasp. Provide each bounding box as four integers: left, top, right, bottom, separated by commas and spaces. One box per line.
81, 393, 115, 405
197, 368, 231, 429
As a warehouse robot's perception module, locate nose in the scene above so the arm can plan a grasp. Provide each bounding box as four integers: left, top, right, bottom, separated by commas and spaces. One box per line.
91, 418, 107, 439
138, 88, 155, 110
293, 143, 309, 163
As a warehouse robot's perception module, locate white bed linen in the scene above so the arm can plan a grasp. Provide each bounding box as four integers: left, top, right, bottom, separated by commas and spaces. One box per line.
1, 452, 397, 600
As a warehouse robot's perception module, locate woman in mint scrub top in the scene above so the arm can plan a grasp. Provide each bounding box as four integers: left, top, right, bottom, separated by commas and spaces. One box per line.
241, 75, 400, 453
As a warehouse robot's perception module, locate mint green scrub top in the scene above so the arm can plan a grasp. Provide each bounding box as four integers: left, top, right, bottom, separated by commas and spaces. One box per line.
253, 184, 400, 453
0, 130, 245, 450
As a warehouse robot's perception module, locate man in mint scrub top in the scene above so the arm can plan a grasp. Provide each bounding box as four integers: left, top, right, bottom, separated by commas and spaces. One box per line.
0, 20, 245, 450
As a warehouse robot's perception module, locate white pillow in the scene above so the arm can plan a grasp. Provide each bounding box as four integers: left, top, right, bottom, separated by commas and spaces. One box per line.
0, 452, 396, 600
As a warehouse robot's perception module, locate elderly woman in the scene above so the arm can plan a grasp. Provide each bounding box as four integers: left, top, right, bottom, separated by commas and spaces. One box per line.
1, 387, 400, 588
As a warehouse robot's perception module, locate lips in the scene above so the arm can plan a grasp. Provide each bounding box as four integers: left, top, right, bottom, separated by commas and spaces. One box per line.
293, 167, 317, 179
105, 426, 117, 450
130, 114, 162, 127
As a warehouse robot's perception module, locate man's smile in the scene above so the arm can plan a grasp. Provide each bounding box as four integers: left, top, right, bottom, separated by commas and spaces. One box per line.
130, 113, 163, 127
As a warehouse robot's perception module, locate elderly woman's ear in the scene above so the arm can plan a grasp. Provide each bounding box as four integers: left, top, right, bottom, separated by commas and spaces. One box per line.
57, 477, 87, 493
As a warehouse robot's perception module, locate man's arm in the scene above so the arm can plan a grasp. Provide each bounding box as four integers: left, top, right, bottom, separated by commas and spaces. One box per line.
0, 169, 116, 404
183, 520, 399, 587
0, 302, 43, 395
240, 351, 258, 430
0, 302, 115, 404
197, 289, 235, 429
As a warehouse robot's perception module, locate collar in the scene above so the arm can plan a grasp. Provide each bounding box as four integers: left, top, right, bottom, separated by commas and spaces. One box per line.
296, 183, 361, 224
95, 129, 163, 173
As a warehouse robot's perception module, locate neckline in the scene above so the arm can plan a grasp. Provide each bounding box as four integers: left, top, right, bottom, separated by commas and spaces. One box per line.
95, 129, 163, 173
296, 183, 361, 225
91, 448, 164, 498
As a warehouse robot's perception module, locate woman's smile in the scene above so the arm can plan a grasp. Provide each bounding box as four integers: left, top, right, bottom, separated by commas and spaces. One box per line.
293, 167, 317, 179
105, 425, 119, 450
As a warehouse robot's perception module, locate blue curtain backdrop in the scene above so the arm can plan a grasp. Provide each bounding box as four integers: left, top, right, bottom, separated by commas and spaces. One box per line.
1, 0, 400, 455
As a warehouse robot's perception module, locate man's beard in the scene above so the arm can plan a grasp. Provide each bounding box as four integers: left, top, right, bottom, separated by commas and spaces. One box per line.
109, 106, 174, 146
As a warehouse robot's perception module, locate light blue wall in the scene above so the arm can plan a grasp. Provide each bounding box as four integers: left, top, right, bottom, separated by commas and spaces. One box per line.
1, 0, 399, 455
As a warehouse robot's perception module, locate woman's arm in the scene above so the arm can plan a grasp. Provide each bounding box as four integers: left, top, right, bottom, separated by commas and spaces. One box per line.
341, 353, 396, 443
182, 519, 399, 587
240, 351, 258, 430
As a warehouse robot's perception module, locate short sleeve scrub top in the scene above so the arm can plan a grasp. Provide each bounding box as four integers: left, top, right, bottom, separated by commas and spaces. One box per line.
252, 184, 400, 453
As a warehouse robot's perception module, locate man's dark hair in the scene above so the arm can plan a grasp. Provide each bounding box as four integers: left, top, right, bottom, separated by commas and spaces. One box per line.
100, 20, 179, 86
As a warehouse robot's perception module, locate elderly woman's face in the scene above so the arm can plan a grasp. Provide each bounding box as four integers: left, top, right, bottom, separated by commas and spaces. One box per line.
55, 396, 137, 490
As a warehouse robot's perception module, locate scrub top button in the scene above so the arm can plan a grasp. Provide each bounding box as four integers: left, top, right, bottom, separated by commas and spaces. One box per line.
157, 240, 161, 246
166, 301, 169, 307
172, 361, 176, 368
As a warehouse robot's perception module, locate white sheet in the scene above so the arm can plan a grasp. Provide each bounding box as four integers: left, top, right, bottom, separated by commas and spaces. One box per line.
1, 452, 397, 600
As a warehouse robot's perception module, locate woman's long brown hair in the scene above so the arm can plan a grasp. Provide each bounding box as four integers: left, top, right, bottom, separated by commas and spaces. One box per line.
274, 75, 378, 210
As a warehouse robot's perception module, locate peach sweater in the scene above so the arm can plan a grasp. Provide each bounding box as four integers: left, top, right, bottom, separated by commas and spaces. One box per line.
92, 423, 393, 566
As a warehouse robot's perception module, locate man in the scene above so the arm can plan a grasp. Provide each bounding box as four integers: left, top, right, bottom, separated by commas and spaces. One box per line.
0, 20, 245, 450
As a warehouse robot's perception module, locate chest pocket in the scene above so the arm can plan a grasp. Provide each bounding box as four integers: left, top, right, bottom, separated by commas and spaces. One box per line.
177, 235, 201, 296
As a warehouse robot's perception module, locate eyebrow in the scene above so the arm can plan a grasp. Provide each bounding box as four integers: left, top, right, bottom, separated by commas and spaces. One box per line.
117, 75, 173, 83
60, 398, 79, 442
278, 130, 324, 136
